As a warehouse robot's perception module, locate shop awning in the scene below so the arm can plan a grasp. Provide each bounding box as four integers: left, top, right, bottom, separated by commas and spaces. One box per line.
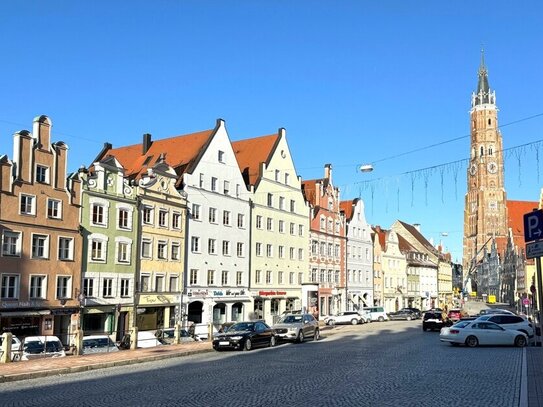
0, 310, 51, 317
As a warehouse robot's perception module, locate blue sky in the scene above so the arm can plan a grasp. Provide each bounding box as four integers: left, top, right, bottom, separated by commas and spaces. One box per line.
1, 1, 542, 262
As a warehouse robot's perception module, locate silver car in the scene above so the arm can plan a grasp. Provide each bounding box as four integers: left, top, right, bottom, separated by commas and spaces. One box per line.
273, 313, 320, 343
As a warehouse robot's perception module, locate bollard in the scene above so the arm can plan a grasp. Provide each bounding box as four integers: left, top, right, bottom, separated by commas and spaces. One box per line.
73, 329, 84, 355
174, 323, 182, 345
1, 332, 13, 363
130, 327, 139, 350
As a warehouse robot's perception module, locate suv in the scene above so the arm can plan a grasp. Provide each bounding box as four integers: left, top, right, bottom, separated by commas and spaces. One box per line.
273, 313, 320, 343
422, 311, 450, 332
475, 314, 534, 337
21, 336, 66, 360
324, 311, 365, 326
362, 307, 389, 322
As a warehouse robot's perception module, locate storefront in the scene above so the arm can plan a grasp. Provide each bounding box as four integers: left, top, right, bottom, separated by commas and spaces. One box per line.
252, 290, 301, 325
186, 288, 251, 328
137, 294, 178, 331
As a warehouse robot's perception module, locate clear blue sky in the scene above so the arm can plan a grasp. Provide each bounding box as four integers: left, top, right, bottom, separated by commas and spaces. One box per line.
1, 1, 542, 262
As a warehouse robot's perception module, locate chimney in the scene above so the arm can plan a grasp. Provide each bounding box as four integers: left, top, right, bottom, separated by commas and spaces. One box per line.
142, 133, 152, 155
324, 163, 332, 182
413, 223, 421, 232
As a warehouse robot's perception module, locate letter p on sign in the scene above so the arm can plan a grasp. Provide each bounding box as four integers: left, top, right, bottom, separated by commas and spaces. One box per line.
524, 209, 543, 242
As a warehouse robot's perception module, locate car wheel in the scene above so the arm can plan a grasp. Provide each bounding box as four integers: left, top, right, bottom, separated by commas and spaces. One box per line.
515, 335, 527, 347
269, 336, 276, 348
314, 329, 320, 341
244, 339, 252, 351
326, 320, 334, 326
297, 330, 305, 343
465, 335, 478, 347
378, 316, 384, 322
422, 326, 427, 332
406, 316, 412, 321
351, 319, 358, 325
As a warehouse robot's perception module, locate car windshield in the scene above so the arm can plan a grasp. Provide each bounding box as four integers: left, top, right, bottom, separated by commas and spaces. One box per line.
453, 321, 471, 328
24, 340, 63, 353
229, 323, 254, 331
279, 315, 303, 324
83, 338, 114, 348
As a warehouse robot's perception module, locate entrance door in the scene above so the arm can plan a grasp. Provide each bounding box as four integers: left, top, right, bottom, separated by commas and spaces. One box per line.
188, 301, 203, 323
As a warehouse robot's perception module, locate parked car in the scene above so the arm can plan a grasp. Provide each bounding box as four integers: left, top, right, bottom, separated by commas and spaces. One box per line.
400, 308, 422, 319
475, 314, 534, 338
387, 310, 417, 321
324, 311, 365, 325
155, 328, 196, 344
361, 306, 389, 322
478, 308, 516, 316
273, 313, 320, 343
447, 309, 463, 322
422, 311, 451, 332
82, 335, 119, 354
0, 335, 22, 361
119, 330, 163, 349
21, 336, 66, 360
212, 321, 276, 351
440, 320, 528, 347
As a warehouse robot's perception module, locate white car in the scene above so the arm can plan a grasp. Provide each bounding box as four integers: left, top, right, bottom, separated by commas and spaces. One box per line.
440, 320, 527, 347
324, 311, 366, 326
475, 314, 534, 338
21, 336, 66, 360
0, 335, 22, 361
82, 335, 119, 354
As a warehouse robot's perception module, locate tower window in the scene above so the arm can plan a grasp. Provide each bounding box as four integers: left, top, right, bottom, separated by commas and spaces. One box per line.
480, 146, 484, 156
488, 119, 491, 125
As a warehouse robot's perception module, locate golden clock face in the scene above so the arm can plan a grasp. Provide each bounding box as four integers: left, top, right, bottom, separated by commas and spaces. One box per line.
487, 161, 498, 174
469, 164, 477, 176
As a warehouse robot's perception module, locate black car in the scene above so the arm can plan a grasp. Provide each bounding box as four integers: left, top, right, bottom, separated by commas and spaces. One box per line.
400, 307, 422, 319
422, 311, 451, 331
212, 321, 276, 351
388, 310, 417, 321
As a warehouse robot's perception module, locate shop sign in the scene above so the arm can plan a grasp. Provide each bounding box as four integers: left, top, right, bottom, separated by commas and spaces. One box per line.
51, 308, 79, 315
187, 289, 208, 298
258, 290, 287, 296
211, 289, 246, 297
1, 301, 43, 308
139, 294, 175, 305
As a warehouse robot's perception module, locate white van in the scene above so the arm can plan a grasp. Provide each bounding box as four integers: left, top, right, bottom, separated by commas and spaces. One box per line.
362, 307, 389, 322
21, 336, 66, 360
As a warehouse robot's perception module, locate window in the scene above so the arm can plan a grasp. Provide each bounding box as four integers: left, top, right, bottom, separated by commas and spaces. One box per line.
274, 170, 280, 182
191, 204, 201, 220
208, 238, 217, 255
142, 206, 153, 224
267, 193, 273, 207
158, 209, 168, 227
335, 244, 340, 258
118, 208, 130, 229
120, 279, 130, 297
1, 274, 19, 299
191, 236, 200, 252
290, 200, 295, 213
266, 270, 272, 284
2, 231, 21, 257
266, 217, 273, 231
199, 173, 204, 188
237, 213, 245, 228
256, 242, 262, 256
20, 194, 35, 215
236, 184, 241, 198
320, 217, 325, 230
223, 210, 231, 226
266, 244, 273, 258
138, 274, 149, 292
58, 237, 73, 261
157, 241, 167, 259
207, 270, 215, 285
172, 212, 181, 230
92, 204, 106, 225
211, 177, 218, 192
290, 223, 295, 235
289, 247, 295, 260
171, 243, 180, 260
83, 278, 94, 297
311, 240, 318, 255
237, 242, 244, 257
218, 150, 225, 163
289, 272, 295, 285
209, 207, 217, 223
222, 240, 230, 256
47, 199, 62, 219
298, 248, 303, 260
32, 234, 49, 259
141, 238, 152, 258
327, 243, 333, 256
311, 268, 317, 282
103, 278, 113, 297
298, 273, 303, 285
36, 165, 49, 183
278, 271, 284, 285
236, 271, 243, 286
298, 225, 304, 236
278, 246, 284, 259
279, 196, 285, 210
169, 276, 178, 292
278, 220, 285, 233
256, 215, 263, 229
30, 275, 46, 299
190, 269, 198, 285
91, 239, 106, 261
256, 270, 262, 284
56, 276, 71, 299
155, 275, 164, 292
223, 181, 230, 195
284, 173, 290, 185
221, 270, 228, 285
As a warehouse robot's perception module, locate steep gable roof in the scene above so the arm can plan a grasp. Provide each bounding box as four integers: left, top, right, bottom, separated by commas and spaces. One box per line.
340, 199, 358, 221
397, 220, 437, 254
397, 234, 416, 253
372, 226, 386, 250
301, 179, 318, 204
231, 133, 280, 186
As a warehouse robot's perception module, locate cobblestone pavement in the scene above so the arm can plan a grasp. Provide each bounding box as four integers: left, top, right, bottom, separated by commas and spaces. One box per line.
527, 346, 543, 407
0, 321, 533, 406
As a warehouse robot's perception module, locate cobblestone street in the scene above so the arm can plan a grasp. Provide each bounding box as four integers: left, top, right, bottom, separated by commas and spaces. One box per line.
0, 321, 529, 406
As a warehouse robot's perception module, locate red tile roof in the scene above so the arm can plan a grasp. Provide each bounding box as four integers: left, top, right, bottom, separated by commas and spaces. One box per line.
397, 220, 437, 254
100, 128, 216, 181
372, 226, 386, 250
231, 134, 280, 186
340, 199, 358, 221
506, 199, 538, 257
301, 179, 318, 204
397, 234, 416, 253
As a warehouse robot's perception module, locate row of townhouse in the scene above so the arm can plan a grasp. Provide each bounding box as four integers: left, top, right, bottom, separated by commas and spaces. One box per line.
0, 115, 452, 344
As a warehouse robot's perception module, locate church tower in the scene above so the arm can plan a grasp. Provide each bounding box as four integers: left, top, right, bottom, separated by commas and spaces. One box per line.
462, 51, 508, 279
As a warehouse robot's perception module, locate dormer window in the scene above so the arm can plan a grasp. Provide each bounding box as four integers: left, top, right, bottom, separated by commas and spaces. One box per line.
36, 165, 49, 184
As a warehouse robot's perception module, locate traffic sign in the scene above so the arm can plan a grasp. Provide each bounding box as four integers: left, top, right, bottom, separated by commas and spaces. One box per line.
526, 241, 543, 259
524, 209, 543, 242
522, 297, 531, 306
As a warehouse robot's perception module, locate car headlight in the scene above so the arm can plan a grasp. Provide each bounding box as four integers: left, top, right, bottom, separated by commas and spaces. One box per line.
230, 336, 243, 340
287, 327, 297, 332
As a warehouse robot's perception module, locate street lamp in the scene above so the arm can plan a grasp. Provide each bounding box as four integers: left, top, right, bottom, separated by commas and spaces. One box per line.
359, 164, 374, 173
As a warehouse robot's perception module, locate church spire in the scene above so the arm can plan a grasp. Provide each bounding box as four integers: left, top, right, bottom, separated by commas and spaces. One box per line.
473, 49, 494, 107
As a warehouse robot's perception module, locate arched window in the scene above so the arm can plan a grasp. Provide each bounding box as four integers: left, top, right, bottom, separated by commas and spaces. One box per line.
480, 146, 484, 156
488, 118, 491, 125
488, 145, 494, 156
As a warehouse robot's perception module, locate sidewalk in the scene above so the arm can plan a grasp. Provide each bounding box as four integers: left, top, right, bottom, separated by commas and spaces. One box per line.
527, 346, 543, 407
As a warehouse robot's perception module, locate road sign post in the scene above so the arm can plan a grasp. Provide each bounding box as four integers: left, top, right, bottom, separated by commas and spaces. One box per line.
524, 209, 543, 346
